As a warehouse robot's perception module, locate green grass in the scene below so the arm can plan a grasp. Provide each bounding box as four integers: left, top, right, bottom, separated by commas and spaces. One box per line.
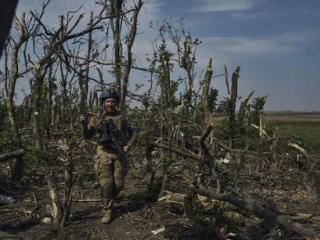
266, 121, 320, 154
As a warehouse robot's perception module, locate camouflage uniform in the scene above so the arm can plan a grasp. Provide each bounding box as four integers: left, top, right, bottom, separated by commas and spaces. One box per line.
83, 111, 132, 216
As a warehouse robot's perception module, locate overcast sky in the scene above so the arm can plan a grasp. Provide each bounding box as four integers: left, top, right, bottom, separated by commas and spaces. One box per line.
15, 0, 320, 111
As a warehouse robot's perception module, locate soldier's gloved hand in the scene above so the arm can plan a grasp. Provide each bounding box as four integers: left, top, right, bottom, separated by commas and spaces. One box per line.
123, 145, 129, 153
80, 114, 88, 125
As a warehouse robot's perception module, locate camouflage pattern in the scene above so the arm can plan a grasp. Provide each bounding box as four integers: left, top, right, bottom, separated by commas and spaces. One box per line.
95, 145, 125, 211
85, 111, 131, 212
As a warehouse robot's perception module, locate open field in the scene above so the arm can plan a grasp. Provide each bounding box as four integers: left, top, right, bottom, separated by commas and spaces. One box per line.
264, 112, 320, 154
265, 112, 320, 123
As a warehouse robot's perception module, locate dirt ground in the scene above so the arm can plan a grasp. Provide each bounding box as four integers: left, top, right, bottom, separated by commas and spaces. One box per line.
1, 129, 320, 240
1, 160, 320, 240
1, 168, 198, 240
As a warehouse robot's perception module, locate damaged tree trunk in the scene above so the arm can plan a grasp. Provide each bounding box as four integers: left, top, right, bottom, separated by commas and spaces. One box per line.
47, 172, 64, 225
4, 14, 29, 183
61, 145, 76, 227
110, 0, 123, 94
192, 186, 320, 240
202, 58, 213, 124
0, 0, 19, 57
120, 0, 143, 111
79, 12, 93, 115
158, 190, 210, 206
238, 90, 254, 126
271, 126, 279, 168
229, 66, 240, 148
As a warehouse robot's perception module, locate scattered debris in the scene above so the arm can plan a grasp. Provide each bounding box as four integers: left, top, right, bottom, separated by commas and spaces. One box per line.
41, 217, 52, 225
151, 226, 165, 235
226, 232, 237, 240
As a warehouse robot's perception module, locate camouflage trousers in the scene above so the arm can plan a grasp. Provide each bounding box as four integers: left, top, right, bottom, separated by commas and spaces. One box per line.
94, 145, 126, 212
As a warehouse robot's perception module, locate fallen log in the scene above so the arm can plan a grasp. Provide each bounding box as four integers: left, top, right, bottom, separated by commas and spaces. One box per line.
158, 191, 244, 224
192, 186, 320, 240
288, 142, 310, 159
157, 191, 210, 206
0, 149, 24, 163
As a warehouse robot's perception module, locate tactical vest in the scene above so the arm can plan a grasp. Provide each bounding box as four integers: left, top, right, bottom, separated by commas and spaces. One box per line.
98, 111, 129, 147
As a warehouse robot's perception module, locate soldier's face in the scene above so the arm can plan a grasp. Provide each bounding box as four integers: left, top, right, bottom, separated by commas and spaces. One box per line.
104, 97, 117, 112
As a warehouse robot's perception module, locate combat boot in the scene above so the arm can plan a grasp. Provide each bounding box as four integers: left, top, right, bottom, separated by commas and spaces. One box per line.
101, 209, 112, 224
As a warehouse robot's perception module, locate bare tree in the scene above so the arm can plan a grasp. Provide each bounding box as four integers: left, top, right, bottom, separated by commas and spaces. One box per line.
229, 66, 240, 147
28, 2, 104, 150
120, 0, 143, 111
3, 11, 41, 182
4, 13, 30, 146
99, 0, 144, 110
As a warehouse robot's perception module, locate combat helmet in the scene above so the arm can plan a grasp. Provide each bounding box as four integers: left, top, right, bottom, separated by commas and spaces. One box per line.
99, 91, 120, 105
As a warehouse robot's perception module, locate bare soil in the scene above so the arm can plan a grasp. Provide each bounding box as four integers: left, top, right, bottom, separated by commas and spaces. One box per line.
1, 160, 320, 240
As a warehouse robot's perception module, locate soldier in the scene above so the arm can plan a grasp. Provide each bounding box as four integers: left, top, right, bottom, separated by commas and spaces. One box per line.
80, 91, 133, 224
